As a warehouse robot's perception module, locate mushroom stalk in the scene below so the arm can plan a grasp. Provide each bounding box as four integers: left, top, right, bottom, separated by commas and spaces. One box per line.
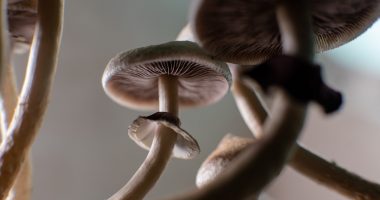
232, 69, 380, 199
292, 145, 380, 199
0, 0, 63, 198
109, 75, 178, 200
0, 0, 10, 92
166, 0, 312, 199
0, 65, 32, 200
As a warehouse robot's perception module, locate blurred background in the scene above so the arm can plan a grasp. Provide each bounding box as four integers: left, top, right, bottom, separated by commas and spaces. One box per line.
12, 0, 380, 199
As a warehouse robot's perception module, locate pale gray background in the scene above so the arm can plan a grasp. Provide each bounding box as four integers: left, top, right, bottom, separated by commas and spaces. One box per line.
12, 1, 380, 199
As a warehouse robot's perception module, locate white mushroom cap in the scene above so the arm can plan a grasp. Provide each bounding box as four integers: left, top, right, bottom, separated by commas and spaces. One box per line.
196, 134, 254, 187
102, 41, 231, 110
128, 112, 200, 159
191, 0, 380, 64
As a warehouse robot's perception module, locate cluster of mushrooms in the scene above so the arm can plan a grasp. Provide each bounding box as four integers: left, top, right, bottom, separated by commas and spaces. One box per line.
0, 0, 379, 200
100, 0, 380, 200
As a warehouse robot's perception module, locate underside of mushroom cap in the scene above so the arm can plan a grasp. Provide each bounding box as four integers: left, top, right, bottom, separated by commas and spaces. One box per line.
196, 134, 254, 187
8, 0, 38, 53
103, 41, 231, 110
191, 0, 380, 65
128, 112, 200, 159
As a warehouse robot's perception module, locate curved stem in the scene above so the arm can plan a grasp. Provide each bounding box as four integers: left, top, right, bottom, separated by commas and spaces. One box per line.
0, 0, 63, 198
292, 145, 380, 200
0, 0, 10, 99
109, 75, 178, 200
232, 73, 380, 199
165, 1, 313, 199
0, 64, 32, 200
108, 125, 177, 200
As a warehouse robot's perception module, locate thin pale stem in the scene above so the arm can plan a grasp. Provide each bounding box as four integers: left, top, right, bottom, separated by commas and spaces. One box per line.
0, 0, 10, 99
292, 145, 380, 200
276, 0, 314, 60
0, 66, 18, 135
0, 0, 63, 198
0, 64, 32, 200
108, 125, 177, 200
230, 67, 267, 138
109, 75, 178, 200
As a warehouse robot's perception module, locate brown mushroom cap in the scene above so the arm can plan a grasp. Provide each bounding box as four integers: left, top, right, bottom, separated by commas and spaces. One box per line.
8, 0, 38, 53
102, 41, 231, 110
196, 134, 254, 187
128, 112, 200, 159
191, 0, 380, 64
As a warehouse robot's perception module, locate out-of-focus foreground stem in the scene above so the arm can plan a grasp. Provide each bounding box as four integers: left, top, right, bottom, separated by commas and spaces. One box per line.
0, 0, 63, 199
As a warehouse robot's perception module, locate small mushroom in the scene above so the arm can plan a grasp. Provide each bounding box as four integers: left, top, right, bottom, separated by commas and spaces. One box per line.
191, 0, 380, 64
196, 134, 254, 188
102, 41, 231, 200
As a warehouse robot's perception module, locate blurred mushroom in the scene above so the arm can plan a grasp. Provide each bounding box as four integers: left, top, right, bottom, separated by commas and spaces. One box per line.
102, 41, 231, 200
191, 0, 380, 65
196, 134, 255, 188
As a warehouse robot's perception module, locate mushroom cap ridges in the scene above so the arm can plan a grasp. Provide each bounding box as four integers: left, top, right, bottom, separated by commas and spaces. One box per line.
192, 0, 380, 64
102, 41, 231, 110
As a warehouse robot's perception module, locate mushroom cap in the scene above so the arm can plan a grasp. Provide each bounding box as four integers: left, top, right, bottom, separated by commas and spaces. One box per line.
196, 134, 254, 187
128, 112, 200, 159
102, 41, 231, 110
191, 0, 380, 64
8, 0, 38, 54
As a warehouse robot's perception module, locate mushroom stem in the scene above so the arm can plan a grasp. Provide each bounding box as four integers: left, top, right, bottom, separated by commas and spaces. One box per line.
159, 75, 178, 115
109, 75, 179, 200
165, 1, 313, 199
292, 145, 380, 200
232, 69, 380, 199
0, 0, 10, 91
0, 64, 32, 200
276, 0, 314, 60
108, 125, 177, 200
0, 0, 63, 198
230, 67, 267, 138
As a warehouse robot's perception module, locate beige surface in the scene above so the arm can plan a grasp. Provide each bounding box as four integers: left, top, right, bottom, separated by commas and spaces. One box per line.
10, 1, 380, 199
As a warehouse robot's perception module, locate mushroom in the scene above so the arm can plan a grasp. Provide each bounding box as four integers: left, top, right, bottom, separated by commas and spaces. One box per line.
102, 41, 231, 200
196, 134, 254, 188
191, 0, 380, 65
